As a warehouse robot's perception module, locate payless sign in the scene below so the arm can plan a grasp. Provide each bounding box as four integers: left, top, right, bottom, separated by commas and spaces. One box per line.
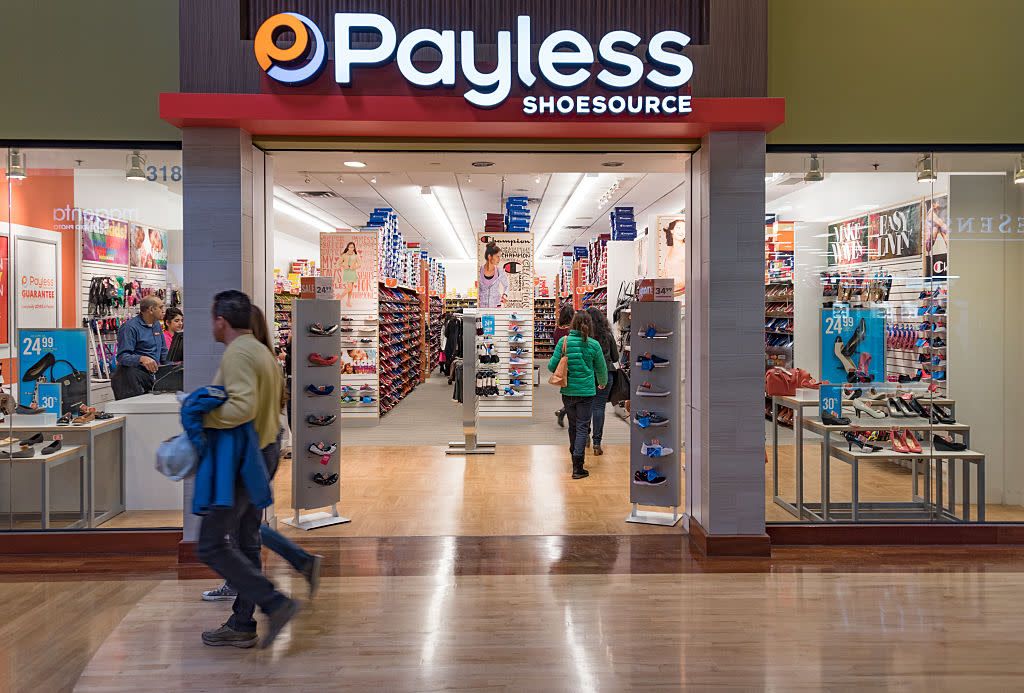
255, 13, 694, 115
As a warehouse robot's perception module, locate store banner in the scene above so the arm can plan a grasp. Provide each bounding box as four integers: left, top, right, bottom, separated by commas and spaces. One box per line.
15, 237, 58, 329
656, 215, 686, 297
0, 236, 8, 345
341, 347, 376, 375
868, 201, 921, 261
819, 384, 842, 420
131, 225, 168, 270
827, 216, 869, 266
820, 307, 885, 385
80, 212, 130, 265
924, 195, 950, 279
18, 328, 89, 413
477, 232, 534, 309
320, 230, 379, 311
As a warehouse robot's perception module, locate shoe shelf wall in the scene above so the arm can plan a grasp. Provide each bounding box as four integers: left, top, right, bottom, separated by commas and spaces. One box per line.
337, 310, 380, 422
274, 291, 298, 350
288, 298, 348, 529
533, 297, 556, 358
579, 286, 608, 313
477, 309, 534, 419
627, 299, 683, 526
427, 295, 443, 377
770, 390, 984, 522
378, 284, 422, 416
765, 278, 795, 426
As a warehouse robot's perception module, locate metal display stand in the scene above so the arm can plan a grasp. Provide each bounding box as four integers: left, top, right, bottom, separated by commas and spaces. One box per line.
446, 312, 495, 455
283, 298, 351, 530
626, 300, 684, 526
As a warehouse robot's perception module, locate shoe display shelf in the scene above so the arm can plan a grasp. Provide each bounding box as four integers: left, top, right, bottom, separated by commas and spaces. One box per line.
769, 390, 984, 523
627, 299, 683, 526
427, 295, 443, 376
533, 297, 556, 358
338, 310, 380, 422
477, 309, 533, 418
274, 291, 298, 349
765, 279, 795, 427
285, 298, 349, 530
378, 284, 422, 416
580, 286, 608, 312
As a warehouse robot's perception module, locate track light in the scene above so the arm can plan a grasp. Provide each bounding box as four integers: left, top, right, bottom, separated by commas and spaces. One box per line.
370, 176, 377, 184
7, 148, 27, 180
917, 154, 937, 183
804, 154, 824, 182
1014, 155, 1024, 185
125, 150, 147, 181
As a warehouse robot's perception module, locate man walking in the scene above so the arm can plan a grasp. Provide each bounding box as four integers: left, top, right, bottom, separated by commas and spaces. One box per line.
196, 290, 298, 649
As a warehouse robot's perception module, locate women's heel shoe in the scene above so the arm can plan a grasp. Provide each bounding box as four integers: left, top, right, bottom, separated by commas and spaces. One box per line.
904, 429, 923, 453
842, 318, 868, 357
894, 396, 916, 417
891, 428, 910, 453
852, 398, 886, 419
886, 397, 904, 417
834, 336, 857, 373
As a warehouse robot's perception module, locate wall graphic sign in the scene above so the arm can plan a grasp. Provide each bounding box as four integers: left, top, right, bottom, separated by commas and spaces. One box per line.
81, 213, 130, 265
827, 217, 869, 266
15, 237, 58, 329
924, 195, 949, 280
320, 230, 379, 310
868, 202, 921, 261
255, 12, 694, 114
0, 236, 8, 346
656, 215, 686, 297
477, 232, 534, 309
131, 225, 168, 270
820, 307, 885, 385
18, 328, 89, 414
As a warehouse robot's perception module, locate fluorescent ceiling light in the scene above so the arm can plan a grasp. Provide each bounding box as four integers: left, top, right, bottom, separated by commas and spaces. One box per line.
537, 173, 601, 254
274, 197, 337, 234
421, 186, 470, 260
344, 161, 366, 168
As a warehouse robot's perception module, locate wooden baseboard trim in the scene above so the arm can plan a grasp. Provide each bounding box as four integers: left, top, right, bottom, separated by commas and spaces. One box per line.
0, 530, 182, 555
178, 540, 199, 564
688, 519, 771, 557
768, 523, 1024, 545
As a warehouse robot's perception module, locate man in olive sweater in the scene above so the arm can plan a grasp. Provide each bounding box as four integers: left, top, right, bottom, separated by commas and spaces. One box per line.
197, 290, 298, 650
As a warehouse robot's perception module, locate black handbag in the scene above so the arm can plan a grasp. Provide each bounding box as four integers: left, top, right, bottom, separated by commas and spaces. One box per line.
608, 368, 630, 406
48, 359, 88, 413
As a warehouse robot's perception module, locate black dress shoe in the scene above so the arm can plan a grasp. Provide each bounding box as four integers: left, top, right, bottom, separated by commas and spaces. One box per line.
41, 439, 62, 455
841, 318, 867, 357
22, 353, 55, 382
821, 412, 851, 426
18, 433, 42, 446
933, 435, 967, 452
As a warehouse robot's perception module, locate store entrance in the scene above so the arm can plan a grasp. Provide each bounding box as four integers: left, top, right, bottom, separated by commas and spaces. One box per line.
264, 148, 691, 537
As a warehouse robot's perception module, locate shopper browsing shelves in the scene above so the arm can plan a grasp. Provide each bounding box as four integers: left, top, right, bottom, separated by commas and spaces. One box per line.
586, 307, 619, 456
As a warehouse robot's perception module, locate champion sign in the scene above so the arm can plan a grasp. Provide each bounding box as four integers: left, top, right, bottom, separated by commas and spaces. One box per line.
255, 13, 694, 114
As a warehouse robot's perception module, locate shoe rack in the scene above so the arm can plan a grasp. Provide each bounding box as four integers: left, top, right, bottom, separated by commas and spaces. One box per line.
427, 295, 443, 376
338, 308, 379, 422
533, 297, 556, 358
285, 298, 349, 531
477, 309, 534, 418
765, 278, 795, 426
378, 285, 422, 416
627, 299, 683, 526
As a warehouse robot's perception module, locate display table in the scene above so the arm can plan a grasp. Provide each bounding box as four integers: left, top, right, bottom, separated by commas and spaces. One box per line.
105, 393, 183, 512
4, 417, 126, 527
6, 444, 88, 529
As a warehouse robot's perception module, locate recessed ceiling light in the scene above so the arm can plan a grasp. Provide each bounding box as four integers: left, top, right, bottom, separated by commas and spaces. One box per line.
344, 161, 366, 168
472, 161, 494, 167
535, 176, 541, 183
602, 161, 624, 167
370, 176, 377, 184
336, 176, 344, 183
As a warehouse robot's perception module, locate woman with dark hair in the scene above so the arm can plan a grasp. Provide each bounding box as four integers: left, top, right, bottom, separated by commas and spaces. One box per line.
586, 307, 619, 456
162, 307, 183, 349
339, 241, 360, 308
478, 242, 509, 308
552, 303, 575, 427
547, 310, 607, 479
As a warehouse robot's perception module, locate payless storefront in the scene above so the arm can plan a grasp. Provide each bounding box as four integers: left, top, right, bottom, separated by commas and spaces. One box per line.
163, 0, 779, 556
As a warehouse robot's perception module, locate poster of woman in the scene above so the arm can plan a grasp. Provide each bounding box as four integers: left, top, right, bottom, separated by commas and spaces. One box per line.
478, 241, 509, 308
657, 215, 686, 297
477, 233, 534, 309
320, 230, 378, 312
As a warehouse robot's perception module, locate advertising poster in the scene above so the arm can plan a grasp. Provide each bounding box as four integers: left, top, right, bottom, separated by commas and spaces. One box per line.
80, 212, 130, 265
868, 201, 921, 261
341, 347, 377, 375
0, 236, 8, 345
130, 225, 168, 270
827, 216, 869, 265
18, 328, 89, 413
820, 307, 885, 385
476, 232, 534, 309
320, 230, 378, 311
924, 195, 950, 279
656, 215, 686, 296
15, 237, 58, 329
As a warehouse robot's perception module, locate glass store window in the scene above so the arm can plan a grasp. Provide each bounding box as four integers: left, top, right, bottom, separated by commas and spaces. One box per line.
2, 146, 183, 531
765, 151, 1024, 524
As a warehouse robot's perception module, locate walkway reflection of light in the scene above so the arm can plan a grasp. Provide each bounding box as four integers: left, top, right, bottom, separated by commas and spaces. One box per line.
564, 603, 598, 693
421, 535, 457, 669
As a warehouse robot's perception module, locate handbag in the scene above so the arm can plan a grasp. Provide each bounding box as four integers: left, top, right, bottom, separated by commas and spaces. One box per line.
548, 338, 569, 387
608, 368, 630, 405
48, 359, 88, 413
765, 367, 821, 397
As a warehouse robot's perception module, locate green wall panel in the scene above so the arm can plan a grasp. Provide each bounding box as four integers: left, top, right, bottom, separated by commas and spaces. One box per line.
0, 0, 179, 142
768, 0, 1024, 145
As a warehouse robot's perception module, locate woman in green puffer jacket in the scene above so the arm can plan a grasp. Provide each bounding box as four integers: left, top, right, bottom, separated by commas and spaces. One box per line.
547, 311, 608, 479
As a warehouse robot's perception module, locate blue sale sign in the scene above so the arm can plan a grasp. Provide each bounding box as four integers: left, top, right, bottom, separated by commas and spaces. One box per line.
18, 328, 90, 414
820, 307, 885, 385
482, 315, 495, 336
819, 384, 842, 419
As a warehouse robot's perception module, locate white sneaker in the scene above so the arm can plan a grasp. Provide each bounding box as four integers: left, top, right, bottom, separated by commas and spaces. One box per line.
640, 440, 674, 458
202, 583, 238, 601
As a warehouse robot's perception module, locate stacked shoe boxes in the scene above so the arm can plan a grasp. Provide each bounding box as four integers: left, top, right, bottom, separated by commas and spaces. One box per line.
368, 208, 401, 280
588, 234, 610, 286
505, 196, 531, 232
610, 206, 637, 241
484, 213, 504, 236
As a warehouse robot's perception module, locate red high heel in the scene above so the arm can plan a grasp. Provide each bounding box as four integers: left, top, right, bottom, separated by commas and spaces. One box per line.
891, 427, 910, 453
903, 428, 922, 453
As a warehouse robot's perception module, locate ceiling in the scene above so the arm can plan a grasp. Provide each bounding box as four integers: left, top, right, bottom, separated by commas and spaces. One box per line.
269, 151, 690, 260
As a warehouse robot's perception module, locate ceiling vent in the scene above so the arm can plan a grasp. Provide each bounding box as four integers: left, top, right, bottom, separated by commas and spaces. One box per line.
296, 190, 339, 198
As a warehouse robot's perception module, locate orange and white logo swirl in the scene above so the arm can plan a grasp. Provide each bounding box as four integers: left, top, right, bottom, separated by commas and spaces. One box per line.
254, 13, 326, 84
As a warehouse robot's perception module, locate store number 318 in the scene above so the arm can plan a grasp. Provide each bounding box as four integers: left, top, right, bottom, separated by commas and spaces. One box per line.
146, 165, 183, 182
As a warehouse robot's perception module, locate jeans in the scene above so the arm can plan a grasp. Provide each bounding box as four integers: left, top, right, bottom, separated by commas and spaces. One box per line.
591, 376, 612, 445
197, 484, 286, 633
259, 433, 312, 573
562, 394, 595, 457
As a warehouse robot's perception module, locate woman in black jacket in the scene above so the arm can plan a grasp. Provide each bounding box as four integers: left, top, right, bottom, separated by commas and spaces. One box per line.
586, 307, 619, 455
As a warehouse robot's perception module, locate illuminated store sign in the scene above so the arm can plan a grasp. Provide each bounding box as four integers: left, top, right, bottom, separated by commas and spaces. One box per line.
255, 13, 694, 114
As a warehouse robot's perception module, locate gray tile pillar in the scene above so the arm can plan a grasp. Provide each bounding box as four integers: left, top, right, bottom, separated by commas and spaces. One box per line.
181, 127, 260, 542
685, 131, 767, 540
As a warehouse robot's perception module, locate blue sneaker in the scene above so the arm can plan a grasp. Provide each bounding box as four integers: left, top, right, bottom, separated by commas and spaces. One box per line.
633, 467, 667, 485
633, 410, 669, 428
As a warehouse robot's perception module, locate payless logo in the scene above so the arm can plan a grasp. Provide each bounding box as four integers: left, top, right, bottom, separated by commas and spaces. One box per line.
254, 13, 326, 84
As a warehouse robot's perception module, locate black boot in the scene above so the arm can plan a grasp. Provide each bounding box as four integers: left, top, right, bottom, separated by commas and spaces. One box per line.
555, 409, 565, 427
571, 455, 589, 479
